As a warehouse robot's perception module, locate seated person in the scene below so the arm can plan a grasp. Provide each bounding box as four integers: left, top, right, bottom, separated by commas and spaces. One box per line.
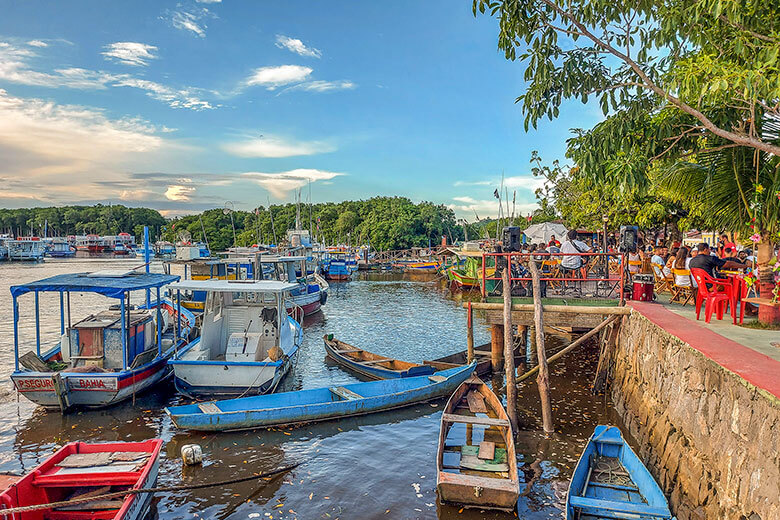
651, 245, 669, 277
561, 229, 591, 286
737, 250, 754, 268
672, 247, 693, 287
689, 242, 746, 279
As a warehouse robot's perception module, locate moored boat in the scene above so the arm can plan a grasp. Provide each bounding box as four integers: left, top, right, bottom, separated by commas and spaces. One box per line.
46, 237, 76, 258
10, 271, 193, 411
437, 376, 519, 511
566, 425, 674, 520
261, 255, 329, 316
167, 279, 303, 398
166, 362, 476, 432
323, 334, 435, 379
7, 237, 45, 261
0, 439, 163, 520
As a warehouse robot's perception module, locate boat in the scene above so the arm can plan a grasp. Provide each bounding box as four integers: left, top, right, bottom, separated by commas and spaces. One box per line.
447, 250, 494, 289
423, 343, 495, 376
437, 376, 519, 511
75, 234, 106, 254
392, 260, 441, 271
0, 439, 162, 520
566, 425, 674, 520
7, 237, 45, 261
261, 255, 329, 316
10, 271, 193, 411
320, 250, 351, 281
166, 362, 477, 432
46, 237, 76, 258
323, 335, 436, 379
0, 236, 9, 261
167, 279, 303, 398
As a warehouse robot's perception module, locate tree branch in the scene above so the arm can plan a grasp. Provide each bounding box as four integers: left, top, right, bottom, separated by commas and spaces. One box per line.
718, 15, 778, 43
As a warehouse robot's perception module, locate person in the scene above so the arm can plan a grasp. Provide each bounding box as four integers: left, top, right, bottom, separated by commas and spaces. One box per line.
561, 229, 591, 293
723, 246, 738, 259
689, 242, 746, 279
651, 245, 669, 278
738, 249, 754, 268
717, 234, 736, 258
672, 246, 692, 287
548, 235, 561, 248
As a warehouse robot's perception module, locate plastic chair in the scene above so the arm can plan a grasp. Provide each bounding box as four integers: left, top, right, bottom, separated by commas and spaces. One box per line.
669, 268, 694, 306
690, 268, 734, 323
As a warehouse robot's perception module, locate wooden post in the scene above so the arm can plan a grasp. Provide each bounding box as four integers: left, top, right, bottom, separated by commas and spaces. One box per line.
490, 324, 504, 372
466, 302, 475, 364
501, 260, 519, 432
593, 317, 621, 393
528, 259, 554, 434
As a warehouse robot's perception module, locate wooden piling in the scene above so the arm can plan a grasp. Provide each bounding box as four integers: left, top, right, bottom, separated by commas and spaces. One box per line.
466, 302, 475, 364
528, 259, 554, 434
501, 261, 519, 432
490, 324, 504, 372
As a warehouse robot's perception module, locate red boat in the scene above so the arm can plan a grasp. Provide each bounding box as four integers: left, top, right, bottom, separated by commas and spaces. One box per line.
0, 439, 162, 520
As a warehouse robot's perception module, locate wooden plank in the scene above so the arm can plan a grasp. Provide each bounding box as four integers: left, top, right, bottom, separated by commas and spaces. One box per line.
330, 386, 363, 400
460, 454, 509, 472
568, 496, 671, 517
466, 391, 487, 413
467, 302, 631, 315
742, 297, 780, 307
478, 441, 495, 460
442, 413, 510, 427
334, 347, 363, 353
358, 359, 390, 366
198, 402, 222, 414
428, 375, 447, 383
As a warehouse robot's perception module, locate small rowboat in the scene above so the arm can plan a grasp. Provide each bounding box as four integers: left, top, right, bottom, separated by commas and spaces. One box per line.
0, 439, 162, 520
323, 335, 436, 379
166, 363, 476, 432
437, 376, 519, 510
566, 425, 674, 520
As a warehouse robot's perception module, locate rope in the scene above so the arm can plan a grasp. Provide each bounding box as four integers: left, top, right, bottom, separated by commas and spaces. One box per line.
0, 462, 300, 515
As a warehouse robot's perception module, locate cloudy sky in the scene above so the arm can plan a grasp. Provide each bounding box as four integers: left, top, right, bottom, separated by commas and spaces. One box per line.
0, 1, 601, 217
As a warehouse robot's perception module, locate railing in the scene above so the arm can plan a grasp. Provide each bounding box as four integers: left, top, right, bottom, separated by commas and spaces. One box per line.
481, 251, 626, 302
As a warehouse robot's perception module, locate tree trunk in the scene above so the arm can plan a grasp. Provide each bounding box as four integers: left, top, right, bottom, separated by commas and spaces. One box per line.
501, 264, 519, 432
756, 232, 780, 324
527, 259, 554, 434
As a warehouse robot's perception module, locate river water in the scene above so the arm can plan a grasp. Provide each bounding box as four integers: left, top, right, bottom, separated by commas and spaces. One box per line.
0, 259, 621, 519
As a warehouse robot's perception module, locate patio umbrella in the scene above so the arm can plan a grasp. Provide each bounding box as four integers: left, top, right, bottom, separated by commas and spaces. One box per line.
523, 222, 568, 244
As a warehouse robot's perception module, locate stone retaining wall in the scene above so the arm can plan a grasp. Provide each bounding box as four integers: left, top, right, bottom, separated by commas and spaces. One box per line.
611, 310, 779, 520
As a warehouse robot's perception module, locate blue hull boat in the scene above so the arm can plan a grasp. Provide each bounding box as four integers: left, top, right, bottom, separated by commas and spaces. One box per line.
323, 334, 435, 379
166, 362, 476, 431
566, 425, 674, 520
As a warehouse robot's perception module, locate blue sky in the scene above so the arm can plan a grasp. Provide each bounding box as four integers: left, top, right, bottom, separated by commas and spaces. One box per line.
0, 0, 602, 218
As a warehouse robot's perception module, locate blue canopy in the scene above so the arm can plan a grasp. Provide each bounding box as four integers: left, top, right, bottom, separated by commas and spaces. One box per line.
11, 272, 180, 299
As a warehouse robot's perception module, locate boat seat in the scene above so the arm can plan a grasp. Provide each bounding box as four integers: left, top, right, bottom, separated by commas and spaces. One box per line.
568, 496, 671, 518
428, 375, 447, 383
198, 402, 222, 414
330, 386, 363, 400
593, 438, 624, 446
334, 347, 362, 354
442, 413, 510, 427
358, 359, 390, 366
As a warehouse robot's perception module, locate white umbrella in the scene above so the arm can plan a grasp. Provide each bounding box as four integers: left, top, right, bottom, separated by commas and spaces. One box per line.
523, 222, 569, 244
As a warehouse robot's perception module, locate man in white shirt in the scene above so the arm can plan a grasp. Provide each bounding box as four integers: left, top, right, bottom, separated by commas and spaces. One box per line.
560, 229, 591, 293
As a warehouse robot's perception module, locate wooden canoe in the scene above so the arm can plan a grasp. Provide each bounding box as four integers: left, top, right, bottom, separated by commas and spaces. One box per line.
437, 376, 519, 511
566, 425, 673, 519
167, 363, 477, 432
323, 335, 435, 379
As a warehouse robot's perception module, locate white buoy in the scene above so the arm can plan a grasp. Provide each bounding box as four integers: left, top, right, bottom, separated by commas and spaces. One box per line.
181, 444, 203, 465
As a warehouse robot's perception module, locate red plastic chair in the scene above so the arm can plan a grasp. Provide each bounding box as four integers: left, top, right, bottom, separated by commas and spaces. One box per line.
690, 268, 734, 323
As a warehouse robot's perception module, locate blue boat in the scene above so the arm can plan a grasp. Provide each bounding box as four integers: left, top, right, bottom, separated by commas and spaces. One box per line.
166, 362, 476, 431
566, 425, 674, 520
323, 334, 435, 379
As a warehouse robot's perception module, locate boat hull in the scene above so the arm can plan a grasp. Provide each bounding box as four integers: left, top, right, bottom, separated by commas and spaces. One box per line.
167, 363, 476, 432
323, 336, 435, 380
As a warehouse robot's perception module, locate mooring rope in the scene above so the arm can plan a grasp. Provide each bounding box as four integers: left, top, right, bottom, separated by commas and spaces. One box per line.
0, 461, 301, 515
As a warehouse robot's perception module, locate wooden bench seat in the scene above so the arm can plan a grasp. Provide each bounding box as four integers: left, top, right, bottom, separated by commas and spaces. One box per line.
568, 496, 670, 517
442, 413, 510, 427
330, 386, 363, 400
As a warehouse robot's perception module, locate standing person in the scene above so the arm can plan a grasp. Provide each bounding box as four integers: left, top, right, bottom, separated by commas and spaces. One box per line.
560, 229, 591, 294
548, 235, 561, 248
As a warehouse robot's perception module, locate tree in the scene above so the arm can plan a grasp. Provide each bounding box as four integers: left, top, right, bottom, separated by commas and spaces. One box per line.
474, 0, 780, 155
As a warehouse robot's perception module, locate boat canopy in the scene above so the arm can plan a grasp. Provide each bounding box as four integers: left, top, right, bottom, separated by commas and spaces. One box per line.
257, 255, 306, 263
11, 272, 179, 299
167, 279, 299, 293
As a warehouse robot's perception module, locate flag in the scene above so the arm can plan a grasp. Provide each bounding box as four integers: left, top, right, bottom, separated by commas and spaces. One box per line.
493, 189, 500, 199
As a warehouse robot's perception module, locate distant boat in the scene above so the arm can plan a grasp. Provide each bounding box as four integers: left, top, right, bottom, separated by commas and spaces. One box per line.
7, 237, 45, 261
0, 439, 163, 520
45, 237, 76, 258
320, 250, 351, 280
261, 255, 329, 316
437, 375, 519, 511
566, 425, 674, 520
323, 334, 435, 379
393, 260, 441, 271
166, 363, 477, 432
167, 279, 303, 398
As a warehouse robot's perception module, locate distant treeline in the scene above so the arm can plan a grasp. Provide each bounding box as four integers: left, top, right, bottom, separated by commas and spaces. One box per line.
0, 198, 483, 252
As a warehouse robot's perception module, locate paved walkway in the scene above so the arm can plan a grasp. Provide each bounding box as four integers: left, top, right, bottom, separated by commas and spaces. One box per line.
629, 300, 780, 398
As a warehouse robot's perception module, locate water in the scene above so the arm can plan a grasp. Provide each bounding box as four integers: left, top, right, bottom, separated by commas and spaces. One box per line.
0, 259, 620, 519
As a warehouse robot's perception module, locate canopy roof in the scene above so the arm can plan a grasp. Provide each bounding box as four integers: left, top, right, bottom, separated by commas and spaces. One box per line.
167, 279, 299, 293
11, 272, 180, 299
523, 222, 569, 244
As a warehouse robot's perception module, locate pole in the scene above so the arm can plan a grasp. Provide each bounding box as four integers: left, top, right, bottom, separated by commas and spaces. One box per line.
490, 324, 503, 372
501, 255, 519, 432
144, 226, 151, 308
59, 291, 65, 335
528, 259, 554, 433
34, 291, 40, 356
268, 197, 278, 245
12, 295, 19, 371
120, 295, 128, 370
466, 302, 474, 364
156, 287, 162, 357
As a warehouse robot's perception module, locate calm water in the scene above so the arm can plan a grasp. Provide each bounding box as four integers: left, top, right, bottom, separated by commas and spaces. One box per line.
0, 259, 619, 519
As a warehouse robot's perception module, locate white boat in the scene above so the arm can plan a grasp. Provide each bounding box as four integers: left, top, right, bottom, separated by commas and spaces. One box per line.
0, 236, 9, 260
259, 255, 329, 315
7, 237, 45, 261
168, 279, 303, 398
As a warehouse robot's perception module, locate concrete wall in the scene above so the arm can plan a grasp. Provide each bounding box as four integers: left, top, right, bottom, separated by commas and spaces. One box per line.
611, 310, 779, 520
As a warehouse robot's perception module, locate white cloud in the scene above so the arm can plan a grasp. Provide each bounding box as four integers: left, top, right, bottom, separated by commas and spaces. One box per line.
27, 40, 48, 47
283, 80, 356, 93
275, 35, 321, 58
102, 42, 158, 66
504, 175, 548, 191
223, 135, 334, 158
245, 65, 312, 90
165, 184, 196, 201
242, 169, 344, 198
170, 9, 213, 38
453, 180, 493, 187
196, 0, 221, 3
114, 77, 213, 110
449, 196, 538, 219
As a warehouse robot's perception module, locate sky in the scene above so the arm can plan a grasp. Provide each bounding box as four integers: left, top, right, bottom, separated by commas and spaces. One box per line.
0, 0, 602, 219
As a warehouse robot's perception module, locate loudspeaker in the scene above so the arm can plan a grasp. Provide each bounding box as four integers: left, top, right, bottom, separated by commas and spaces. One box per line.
619, 225, 639, 253
502, 226, 522, 252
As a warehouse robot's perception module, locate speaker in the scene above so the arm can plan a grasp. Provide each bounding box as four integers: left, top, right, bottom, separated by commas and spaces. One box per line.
502, 226, 522, 252
619, 225, 639, 253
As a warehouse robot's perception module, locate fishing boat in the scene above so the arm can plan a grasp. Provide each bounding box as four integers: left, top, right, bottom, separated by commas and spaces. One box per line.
437, 376, 519, 511
447, 251, 493, 289
46, 237, 76, 258
166, 362, 476, 432
7, 237, 46, 261
0, 439, 162, 520
566, 425, 674, 520
75, 234, 106, 254
261, 255, 329, 316
167, 279, 303, 398
320, 250, 351, 281
323, 335, 435, 379
392, 259, 441, 271
10, 271, 193, 411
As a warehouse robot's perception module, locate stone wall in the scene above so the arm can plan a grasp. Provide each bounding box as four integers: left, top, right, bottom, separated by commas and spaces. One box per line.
611, 310, 779, 520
